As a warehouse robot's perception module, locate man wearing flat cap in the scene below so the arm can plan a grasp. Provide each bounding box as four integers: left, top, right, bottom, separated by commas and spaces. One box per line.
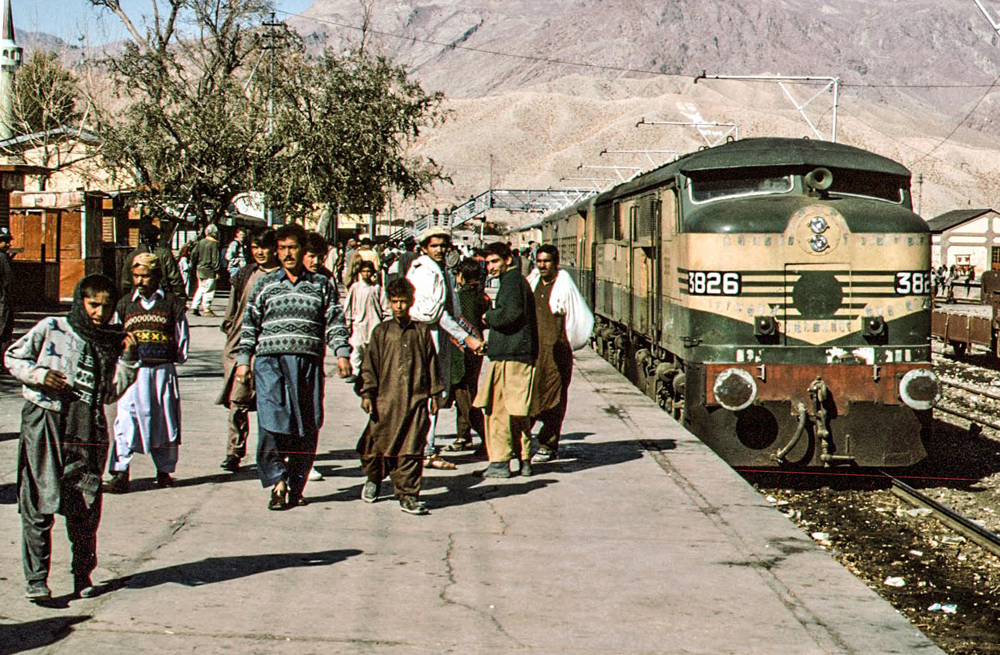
406, 227, 484, 469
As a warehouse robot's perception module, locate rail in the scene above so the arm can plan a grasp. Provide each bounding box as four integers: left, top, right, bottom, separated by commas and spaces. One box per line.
935, 377, 1000, 431
888, 474, 1000, 559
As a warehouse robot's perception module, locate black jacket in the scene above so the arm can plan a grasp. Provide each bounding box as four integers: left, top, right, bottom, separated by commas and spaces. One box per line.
483, 268, 537, 363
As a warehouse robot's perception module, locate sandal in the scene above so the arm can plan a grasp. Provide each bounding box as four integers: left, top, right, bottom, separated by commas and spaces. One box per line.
424, 454, 458, 470
444, 439, 473, 452
268, 483, 288, 511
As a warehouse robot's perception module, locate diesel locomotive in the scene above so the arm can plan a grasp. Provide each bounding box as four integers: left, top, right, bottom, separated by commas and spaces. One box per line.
540, 137, 940, 467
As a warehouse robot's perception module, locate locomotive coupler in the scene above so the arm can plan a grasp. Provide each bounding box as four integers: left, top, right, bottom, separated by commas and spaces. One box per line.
810, 377, 853, 466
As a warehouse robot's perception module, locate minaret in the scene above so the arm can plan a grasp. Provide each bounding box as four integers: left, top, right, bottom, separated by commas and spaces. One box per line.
0, 0, 22, 141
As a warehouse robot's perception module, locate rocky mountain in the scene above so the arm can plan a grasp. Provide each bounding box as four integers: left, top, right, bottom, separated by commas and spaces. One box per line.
285, 0, 1000, 223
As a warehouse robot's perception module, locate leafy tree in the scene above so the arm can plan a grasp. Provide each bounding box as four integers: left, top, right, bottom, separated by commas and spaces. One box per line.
88, 0, 446, 227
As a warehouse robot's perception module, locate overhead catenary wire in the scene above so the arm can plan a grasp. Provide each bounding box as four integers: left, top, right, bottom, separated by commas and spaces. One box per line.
272, 8, 1000, 91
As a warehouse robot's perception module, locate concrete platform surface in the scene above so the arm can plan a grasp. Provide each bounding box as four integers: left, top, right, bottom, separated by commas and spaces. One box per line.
0, 315, 944, 654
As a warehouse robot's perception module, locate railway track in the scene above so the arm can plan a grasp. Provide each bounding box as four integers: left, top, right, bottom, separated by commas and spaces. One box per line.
888, 474, 1000, 560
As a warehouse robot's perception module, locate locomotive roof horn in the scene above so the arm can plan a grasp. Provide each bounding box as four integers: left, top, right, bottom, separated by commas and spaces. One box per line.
804, 167, 833, 195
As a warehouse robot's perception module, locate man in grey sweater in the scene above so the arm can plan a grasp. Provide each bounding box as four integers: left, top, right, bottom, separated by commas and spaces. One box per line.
235, 223, 351, 510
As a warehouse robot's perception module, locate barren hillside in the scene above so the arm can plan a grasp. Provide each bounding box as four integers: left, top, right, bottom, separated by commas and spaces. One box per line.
287, 0, 1000, 224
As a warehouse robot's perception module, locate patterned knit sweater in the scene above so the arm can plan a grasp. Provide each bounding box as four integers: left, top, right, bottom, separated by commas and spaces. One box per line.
117, 291, 188, 365
237, 268, 351, 365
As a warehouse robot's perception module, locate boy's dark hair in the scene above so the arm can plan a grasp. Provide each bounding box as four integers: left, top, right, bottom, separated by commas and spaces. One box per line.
303, 231, 328, 256
536, 243, 559, 264
250, 227, 276, 250
274, 222, 307, 245
356, 260, 376, 273
79, 274, 120, 303
458, 258, 483, 285
484, 241, 512, 260
386, 278, 415, 300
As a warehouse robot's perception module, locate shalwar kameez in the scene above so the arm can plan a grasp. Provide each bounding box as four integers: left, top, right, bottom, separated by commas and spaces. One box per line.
110, 288, 189, 475
356, 318, 443, 498
5, 277, 138, 596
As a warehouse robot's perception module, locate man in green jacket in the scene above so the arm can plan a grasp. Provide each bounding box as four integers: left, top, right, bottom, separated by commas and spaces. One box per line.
473, 242, 538, 478
191, 224, 222, 316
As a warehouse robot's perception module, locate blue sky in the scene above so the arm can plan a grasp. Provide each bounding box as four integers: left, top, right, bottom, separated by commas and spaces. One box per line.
17, 0, 315, 45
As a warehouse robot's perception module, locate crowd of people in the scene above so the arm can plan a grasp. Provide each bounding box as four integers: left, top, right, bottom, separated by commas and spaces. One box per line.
3, 221, 593, 601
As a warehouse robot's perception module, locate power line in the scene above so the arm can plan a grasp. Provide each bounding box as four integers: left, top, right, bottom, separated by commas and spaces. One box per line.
912, 71, 1000, 166
274, 8, 1000, 91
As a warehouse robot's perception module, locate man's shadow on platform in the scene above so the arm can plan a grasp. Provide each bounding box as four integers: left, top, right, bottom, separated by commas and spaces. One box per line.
0, 616, 91, 654
114, 548, 361, 590
306, 434, 676, 509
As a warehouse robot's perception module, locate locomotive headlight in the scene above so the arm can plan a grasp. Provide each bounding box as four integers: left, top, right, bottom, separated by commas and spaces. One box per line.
809, 235, 829, 252
809, 215, 828, 234
898, 369, 940, 411
713, 368, 758, 412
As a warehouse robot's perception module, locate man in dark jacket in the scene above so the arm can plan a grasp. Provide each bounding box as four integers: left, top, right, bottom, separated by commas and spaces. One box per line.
191, 224, 222, 316
473, 241, 538, 478
120, 223, 187, 301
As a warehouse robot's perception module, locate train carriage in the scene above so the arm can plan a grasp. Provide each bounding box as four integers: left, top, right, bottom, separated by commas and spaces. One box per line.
544, 138, 940, 468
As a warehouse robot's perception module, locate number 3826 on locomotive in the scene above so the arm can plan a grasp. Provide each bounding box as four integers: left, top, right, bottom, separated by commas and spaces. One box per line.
539, 137, 940, 467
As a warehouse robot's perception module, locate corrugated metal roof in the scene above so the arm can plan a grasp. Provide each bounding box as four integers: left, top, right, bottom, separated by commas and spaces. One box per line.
926, 208, 994, 233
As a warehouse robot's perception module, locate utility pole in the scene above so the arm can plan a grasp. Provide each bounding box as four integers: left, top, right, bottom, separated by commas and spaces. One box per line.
262, 12, 282, 226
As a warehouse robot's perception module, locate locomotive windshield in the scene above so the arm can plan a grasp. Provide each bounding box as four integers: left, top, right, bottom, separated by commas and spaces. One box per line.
687, 166, 907, 204
689, 171, 793, 203
825, 167, 905, 203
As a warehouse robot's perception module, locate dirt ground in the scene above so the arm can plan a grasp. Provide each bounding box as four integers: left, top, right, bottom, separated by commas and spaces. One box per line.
748, 348, 1000, 655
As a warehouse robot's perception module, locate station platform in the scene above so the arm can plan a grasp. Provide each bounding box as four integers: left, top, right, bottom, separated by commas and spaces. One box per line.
0, 314, 944, 654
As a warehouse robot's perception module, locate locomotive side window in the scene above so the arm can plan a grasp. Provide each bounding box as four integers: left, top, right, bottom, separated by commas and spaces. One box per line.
689, 172, 793, 203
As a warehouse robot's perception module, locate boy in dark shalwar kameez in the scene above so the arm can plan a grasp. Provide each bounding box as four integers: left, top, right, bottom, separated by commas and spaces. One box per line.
357, 278, 444, 515
5, 275, 138, 601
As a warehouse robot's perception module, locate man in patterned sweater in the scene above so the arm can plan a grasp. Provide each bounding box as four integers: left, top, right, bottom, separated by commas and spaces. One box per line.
106, 253, 190, 493
236, 223, 352, 510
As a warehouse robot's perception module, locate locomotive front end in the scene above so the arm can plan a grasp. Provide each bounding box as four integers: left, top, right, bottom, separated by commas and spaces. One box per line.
677, 142, 937, 467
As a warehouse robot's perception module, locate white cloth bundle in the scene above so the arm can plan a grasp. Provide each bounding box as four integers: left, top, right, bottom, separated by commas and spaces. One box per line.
527, 269, 594, 351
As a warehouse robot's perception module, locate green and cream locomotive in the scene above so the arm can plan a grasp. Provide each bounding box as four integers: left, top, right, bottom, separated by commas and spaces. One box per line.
543, 137, 939, 467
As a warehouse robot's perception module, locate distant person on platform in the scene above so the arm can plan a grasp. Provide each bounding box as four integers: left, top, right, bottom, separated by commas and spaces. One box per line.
357, 277, 444, 515
385, 237, 419, 286
406, 227, 484, 470
0, 227, 15, 356
474, 241, 538, 478
526, 244, 593, 463
120, 223, 187, 301
217, 228, 279, 473
339, 237, 358, 287
5, 275, 138, 601
236, 223, 352, 510
105, 253, 190, 493
344, 259, 392, 381
191, 224, 222, 317
347, 237, 381, 287
445, 257, 489, 453
225, 228, 250, 281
